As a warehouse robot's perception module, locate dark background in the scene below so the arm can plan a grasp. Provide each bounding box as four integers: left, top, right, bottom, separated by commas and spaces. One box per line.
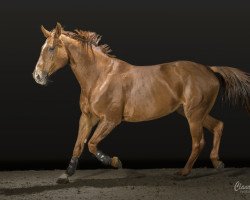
0, 0, 249, 170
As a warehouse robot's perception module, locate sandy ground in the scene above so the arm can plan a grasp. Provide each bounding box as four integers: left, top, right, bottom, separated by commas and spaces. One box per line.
0, 168, 249, 200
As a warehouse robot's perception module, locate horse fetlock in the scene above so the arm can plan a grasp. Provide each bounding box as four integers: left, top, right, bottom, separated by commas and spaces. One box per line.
96, 151, 111, 165
210, 151, 218, 160
66, 157, 78, 176
211, 159, 225, 169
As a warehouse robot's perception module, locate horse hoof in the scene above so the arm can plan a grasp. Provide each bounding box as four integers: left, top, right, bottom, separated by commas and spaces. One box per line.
56, 173, 69, 184
215, 161, 225, 170
111, 157, 123, 169
174, 169, 190, 176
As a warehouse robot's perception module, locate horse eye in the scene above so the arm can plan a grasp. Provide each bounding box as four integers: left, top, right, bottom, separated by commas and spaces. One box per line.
48, 47, 55, 51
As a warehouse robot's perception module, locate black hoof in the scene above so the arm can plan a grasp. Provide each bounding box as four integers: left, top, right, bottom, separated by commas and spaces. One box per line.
56, 173, 69, 184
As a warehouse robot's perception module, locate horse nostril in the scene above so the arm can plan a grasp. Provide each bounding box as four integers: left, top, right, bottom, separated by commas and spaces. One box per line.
36, 74, 41, 80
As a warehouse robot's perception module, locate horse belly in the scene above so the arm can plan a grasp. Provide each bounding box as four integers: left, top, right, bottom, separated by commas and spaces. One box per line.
123, 86, 180, 122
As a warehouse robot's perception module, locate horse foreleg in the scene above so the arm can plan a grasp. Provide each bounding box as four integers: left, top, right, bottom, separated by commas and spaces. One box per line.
57, 113, 97, 184
88, 119, 122, 169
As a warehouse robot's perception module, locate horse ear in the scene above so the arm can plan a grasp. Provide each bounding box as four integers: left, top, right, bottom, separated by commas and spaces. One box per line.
41, 25, 51, 38
54, 22, 62, 38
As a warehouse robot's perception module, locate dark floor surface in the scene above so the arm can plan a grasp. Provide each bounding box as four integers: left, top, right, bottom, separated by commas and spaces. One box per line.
0, 168, 249, 200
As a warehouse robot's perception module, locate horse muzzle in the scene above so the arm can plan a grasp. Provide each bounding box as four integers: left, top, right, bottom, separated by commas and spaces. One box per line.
32, 69, 49, 86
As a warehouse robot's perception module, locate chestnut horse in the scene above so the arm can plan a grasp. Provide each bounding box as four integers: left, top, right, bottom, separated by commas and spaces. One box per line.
33, 23, 250, 184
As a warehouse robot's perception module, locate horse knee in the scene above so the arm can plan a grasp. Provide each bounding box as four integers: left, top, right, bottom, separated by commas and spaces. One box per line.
192, 142, 200, 152
88, 141, 97, 155
200, 139, 205, 150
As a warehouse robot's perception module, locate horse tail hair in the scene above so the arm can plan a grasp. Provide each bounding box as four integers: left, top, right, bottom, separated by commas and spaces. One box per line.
210, 66, 250, 112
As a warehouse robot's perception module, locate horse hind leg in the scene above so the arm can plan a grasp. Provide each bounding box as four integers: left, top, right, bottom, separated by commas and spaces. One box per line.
176, 103, 212, 176
203, 115, 224, 169
177, 106, 224, 170
177, 106, 205, 153
176, 120, 204, 176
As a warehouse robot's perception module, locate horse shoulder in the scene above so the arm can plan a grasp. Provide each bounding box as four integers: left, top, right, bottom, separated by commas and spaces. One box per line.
89, 73, 124, 119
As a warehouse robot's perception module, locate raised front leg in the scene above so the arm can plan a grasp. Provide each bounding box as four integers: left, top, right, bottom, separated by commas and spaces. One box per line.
88, 119, 122, 169
57, 113, 97, 184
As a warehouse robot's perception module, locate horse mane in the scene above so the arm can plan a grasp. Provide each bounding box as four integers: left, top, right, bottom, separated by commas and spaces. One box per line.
61, 29, 114, 57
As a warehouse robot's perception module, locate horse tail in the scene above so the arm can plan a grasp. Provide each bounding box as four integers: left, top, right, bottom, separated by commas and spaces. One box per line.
210, 66, 250, 112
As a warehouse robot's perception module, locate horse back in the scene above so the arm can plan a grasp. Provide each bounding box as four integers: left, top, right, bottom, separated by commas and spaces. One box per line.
121, 60, 219, 122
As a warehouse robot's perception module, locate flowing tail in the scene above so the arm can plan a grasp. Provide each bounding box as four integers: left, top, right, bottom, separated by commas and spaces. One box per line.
210, 66, 250, 112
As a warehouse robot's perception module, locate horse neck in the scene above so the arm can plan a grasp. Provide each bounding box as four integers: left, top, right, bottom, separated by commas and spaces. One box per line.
62, 36, 113, 97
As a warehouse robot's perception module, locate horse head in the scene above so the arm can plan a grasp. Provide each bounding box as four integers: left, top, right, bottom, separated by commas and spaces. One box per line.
33, 23, 68, 85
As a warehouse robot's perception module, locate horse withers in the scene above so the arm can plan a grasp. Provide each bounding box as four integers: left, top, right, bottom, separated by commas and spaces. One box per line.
33, 23, 250, 184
